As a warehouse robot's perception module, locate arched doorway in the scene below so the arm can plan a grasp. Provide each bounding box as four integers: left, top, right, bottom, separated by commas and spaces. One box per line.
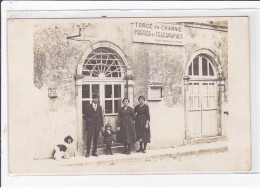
75, 42, 134, 153
81, 47, 126, 116
184, 50, 224, 139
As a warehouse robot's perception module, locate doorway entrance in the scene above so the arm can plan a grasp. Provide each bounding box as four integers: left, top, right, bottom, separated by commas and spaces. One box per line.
185, 54, 221, 139
78, 46, 128, 147
82, 81, 124, 144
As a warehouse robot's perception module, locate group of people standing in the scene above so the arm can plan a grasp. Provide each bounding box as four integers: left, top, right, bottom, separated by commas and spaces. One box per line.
84, 95, 151, 158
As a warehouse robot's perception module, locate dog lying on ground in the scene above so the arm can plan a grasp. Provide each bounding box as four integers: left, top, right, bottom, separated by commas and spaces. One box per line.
53, 135, 74, 161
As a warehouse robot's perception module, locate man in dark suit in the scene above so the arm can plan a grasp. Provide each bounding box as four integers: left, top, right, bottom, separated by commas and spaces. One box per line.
83, 94, 104, 157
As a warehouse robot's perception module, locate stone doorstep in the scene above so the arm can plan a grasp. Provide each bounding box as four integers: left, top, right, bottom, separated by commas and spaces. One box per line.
77, 143, 137, 157
183, 136, 227, 145
53, 141, 228, 167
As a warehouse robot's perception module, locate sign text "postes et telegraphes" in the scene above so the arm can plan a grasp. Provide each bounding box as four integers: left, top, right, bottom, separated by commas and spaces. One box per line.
132, 22, 184, 46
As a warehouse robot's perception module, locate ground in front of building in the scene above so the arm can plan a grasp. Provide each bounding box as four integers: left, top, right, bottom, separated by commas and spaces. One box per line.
9, 141, 246, 174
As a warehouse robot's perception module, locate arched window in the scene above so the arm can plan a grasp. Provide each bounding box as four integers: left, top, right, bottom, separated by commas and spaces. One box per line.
188, 56, 215, 77
82, 48, 125, 78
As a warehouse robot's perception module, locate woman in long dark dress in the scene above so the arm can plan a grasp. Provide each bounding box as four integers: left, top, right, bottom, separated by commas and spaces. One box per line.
117, 98, 136, 155
134, 95, 150, 153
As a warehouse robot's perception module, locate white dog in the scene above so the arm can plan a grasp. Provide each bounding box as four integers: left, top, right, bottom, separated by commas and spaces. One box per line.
53, 135, 74, 161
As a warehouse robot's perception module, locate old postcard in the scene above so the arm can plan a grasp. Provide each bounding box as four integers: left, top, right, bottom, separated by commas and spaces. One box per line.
7, 17, 250, 174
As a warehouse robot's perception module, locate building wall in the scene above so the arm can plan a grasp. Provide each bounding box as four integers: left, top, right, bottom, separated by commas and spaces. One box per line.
30, 20, 228, 159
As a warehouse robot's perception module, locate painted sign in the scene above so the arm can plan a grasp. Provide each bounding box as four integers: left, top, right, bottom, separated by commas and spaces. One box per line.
132, 22, 184, 46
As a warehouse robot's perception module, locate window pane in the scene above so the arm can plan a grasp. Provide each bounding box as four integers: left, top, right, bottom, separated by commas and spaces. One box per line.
105, 100, 113, 114
105, 72, 112, 77
114, 85, 121, 98
82, 85, 90, 98
82, 71, 91, 76
86, 64, 93, 70
112, 72, 119, 77
92, 84, 100, 98
82, 101, 90, 117
202, 58, 208, 76
110, 65, 116, 71
193, 83, 199, 95
92, 71, 98, 77
209, 63, 214, 76
193, 57, 199, 75
188, 64, 192, 75
105, 85, 112, 98
114, 100, 120, 113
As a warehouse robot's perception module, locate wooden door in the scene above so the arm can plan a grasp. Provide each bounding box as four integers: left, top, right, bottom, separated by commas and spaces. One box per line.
187, 81, 218, 138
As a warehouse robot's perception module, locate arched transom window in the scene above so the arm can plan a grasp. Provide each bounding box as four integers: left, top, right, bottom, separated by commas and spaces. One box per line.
82, 48, 125, 78
188, 55, 216, 78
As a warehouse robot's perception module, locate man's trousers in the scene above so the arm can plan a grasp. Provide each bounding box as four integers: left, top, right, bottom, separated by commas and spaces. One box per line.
86, 130, 100, 154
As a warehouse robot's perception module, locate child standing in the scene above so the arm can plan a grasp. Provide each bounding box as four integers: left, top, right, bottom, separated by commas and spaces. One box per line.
103, 123, 116, 155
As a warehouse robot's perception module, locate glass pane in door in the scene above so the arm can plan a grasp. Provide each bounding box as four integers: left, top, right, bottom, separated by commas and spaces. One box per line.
114, 100, 121, 113
105, 85, 112, 98
82, 85, 90, 98
105, 100, 113, 114
92, 84, 100, 98
82, 100, 90, 117
114, 85, 121, 98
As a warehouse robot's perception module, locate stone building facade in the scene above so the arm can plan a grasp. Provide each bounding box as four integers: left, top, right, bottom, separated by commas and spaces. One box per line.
32, 19, 228, 159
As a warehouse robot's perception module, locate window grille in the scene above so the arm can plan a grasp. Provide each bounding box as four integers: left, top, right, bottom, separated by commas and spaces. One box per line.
82, 48, 125, 78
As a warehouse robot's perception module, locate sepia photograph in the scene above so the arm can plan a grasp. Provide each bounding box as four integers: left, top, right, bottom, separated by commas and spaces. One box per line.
7, 17, 251, 174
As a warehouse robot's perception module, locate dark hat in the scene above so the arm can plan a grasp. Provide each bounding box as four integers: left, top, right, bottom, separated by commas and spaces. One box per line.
92, 93, 99, 99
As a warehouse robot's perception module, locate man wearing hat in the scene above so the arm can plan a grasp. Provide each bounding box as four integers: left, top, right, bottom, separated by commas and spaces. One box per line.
83, 94, 104, 157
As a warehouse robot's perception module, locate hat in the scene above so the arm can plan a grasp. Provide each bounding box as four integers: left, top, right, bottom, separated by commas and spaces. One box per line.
92, 93, 99, 99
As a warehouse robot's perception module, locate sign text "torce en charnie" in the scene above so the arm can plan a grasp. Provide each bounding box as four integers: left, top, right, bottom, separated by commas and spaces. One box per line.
132, 22, 184, 46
